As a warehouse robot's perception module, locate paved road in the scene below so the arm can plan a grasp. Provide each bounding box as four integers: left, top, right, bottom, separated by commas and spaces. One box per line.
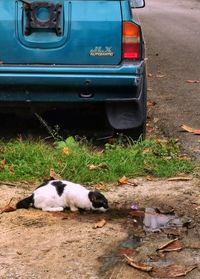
137, 0, 200, 160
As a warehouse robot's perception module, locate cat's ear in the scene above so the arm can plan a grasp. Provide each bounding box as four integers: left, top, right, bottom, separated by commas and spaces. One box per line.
49, 177, 55, 181
88, 191, 96, 202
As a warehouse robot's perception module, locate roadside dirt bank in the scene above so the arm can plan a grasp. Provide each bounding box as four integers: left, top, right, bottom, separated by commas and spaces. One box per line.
0, 177, 199, 279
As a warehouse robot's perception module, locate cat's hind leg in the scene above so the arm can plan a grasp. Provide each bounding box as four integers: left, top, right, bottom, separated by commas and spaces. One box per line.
42, 207, 64, 212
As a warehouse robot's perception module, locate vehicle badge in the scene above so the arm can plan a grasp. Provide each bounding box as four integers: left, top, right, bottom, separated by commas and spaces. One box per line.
89, 46, 114, 57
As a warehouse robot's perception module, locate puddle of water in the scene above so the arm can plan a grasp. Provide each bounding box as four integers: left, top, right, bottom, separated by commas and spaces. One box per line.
98, 237, 140, 276
99, 206, 197, 277
120, 236, 141, 249
129, 207, 182, 232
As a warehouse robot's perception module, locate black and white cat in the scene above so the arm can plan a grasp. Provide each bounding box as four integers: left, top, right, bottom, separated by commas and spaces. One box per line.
16, 180, 109, 212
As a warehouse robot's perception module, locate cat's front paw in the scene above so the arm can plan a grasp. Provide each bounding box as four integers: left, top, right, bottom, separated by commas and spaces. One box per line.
70, 206, 79, 212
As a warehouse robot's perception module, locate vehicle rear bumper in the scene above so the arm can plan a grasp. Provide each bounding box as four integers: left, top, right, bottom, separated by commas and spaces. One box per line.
0, 62, 145, 103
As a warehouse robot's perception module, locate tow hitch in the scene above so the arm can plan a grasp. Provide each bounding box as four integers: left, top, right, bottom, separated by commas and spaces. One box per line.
22, 1, 63, 36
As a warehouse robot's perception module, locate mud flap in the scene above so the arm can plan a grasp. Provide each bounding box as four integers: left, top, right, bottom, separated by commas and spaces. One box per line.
106, 101, 144, 130
106, 70, 147, 131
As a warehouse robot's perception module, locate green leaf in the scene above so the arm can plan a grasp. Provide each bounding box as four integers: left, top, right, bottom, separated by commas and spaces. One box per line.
65, 136, 78, 148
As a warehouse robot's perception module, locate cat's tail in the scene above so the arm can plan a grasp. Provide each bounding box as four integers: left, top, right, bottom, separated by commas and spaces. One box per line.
16, 194, 34, 209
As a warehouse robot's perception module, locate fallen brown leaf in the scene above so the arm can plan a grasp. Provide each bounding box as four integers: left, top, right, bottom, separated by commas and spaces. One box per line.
49, 168, 62, 180
118, 175, 128, 185
147, 100, 157, 107
88, 162, 108, 171
186, 80, 200, 83
0, 198, 16, 214
0, 205, 16, 214
124, 254, 153, 272
118, 248, 135, 256
157, 239, 184, 252
8, 164, 14, 174
0, 159, 6, 169
94, 182, 108, 191
156, 74, 166, 78
150, 264, 197, 278
118, 176, 138, 186
147, 127, 154, 134
125, 255, 197, 278
93, 219, 107, 229
88, 164, 97, 170
143, 148, 152, 155
146, 176, 157, 181
168, 176, 192, 181
181, 125, 200, 135
129, 210, 145, 217
63, 146, 71, 155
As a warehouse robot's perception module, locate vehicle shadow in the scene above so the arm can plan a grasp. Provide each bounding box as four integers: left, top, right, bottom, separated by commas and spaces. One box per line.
0, 104, 113, 141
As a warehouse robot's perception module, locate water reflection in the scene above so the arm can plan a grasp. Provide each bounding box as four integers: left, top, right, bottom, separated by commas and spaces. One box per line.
143, 208, 182, 232
129, 207, 183, 232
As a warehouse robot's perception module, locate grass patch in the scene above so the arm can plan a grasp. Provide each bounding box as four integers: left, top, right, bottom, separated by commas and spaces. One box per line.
0, 137, 195, 184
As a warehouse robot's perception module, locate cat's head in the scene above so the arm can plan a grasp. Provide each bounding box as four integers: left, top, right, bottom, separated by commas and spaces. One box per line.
88, 191, 109, 212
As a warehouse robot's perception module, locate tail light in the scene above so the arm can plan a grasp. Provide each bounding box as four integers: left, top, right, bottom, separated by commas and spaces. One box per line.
122, 22, 141, 59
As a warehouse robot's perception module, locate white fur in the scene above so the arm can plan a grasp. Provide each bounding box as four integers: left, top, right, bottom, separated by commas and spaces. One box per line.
33, 180, 93, 212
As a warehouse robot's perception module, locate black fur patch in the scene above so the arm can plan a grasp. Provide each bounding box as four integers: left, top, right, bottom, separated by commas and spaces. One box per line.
88, 191, 108, 209
16, 194, 34, 209
51, 181, 66, 196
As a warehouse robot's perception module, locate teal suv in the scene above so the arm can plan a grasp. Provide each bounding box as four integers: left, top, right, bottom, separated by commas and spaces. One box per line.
0, 0, 146, 139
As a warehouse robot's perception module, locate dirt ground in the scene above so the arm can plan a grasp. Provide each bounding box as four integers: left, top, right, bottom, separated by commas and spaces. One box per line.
0, 177, 199, 279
